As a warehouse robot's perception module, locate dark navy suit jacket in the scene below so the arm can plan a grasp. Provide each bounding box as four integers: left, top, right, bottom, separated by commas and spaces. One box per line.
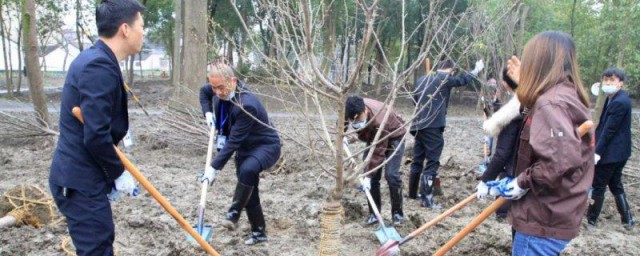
199, 83, 218, 117
595, 90, 632, 164
50, 40, 128, 194
411, 71, 474, 131
204, 81, 280, 171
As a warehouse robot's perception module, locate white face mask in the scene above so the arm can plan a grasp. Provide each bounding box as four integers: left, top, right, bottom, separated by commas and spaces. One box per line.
222, 89, 236, 101
601, 84, 619, 95
351, 119, 367, 130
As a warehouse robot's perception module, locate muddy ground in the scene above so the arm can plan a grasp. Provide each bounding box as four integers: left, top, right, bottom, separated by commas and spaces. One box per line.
1, 80, 639, 255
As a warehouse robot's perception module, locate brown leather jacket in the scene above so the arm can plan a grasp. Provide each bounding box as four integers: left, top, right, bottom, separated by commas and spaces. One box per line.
357, 98, 406, 171
509, 80, 595, 240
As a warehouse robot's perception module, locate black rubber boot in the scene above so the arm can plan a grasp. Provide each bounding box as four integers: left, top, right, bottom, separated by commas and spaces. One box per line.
222, 182, 253, 230
365, 183, 382, 225
586, 195, 604, 227
433, 177, 443, 196
420, 175, 441, 209
390, 187, 404, 225
245, 204, 268, 245
614, 193, 635, 230
408, 172, 421, 199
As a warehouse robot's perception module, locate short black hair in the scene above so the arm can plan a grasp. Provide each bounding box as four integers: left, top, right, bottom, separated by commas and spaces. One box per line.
602, 67, 625, 82
96, 0, 145, 38
345, 95, 365, 120
436, 58, 455, 70
502, 68, 518, 90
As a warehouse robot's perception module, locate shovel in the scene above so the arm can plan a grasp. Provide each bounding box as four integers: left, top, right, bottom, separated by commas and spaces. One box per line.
376, 194, 477, 256
186, 124, 217, 243
343, 141, 401, 244
71, 107, 220, 256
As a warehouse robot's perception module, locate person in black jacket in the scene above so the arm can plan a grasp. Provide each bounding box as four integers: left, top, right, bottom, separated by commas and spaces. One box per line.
409, 58, 483, 208
199, 63, 281, 245
476, 68, 521, 219
199, 80, 217, 128
587, 67, 635, 230
49, 1, 145, 255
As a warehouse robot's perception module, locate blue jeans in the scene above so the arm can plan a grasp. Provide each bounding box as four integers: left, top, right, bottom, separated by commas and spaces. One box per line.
512, 231, 570, 256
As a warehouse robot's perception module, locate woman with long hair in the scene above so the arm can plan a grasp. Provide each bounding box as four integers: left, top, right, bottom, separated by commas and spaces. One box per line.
492, 31, 595, 255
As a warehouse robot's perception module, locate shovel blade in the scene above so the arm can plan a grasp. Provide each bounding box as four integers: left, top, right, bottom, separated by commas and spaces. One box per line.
375, 226, 402, 244
186, 225, 213, 243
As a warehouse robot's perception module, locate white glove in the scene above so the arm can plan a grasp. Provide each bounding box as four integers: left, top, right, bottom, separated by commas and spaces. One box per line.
594, 154, 601, 165
476, 181, 501, 201
360, 177, 371, 191
200, 166, 217, 185
205, 112, 214, 128
114, 171, 138, 196
471, 59, 484, 76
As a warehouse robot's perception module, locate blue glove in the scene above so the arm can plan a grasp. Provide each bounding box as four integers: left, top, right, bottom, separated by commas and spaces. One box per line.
487, 177, 528, 200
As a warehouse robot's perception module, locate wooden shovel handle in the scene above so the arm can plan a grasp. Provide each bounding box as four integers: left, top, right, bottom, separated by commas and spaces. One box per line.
401, 194, 476, 245
72, 107, 220, 256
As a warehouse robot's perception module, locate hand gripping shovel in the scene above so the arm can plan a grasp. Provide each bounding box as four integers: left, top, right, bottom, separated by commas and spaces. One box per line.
187, 125, 217, 243
432, 120, 595, 256
71, 107, 220, 256
343, 141, 401, 244
376, 193, 477, 256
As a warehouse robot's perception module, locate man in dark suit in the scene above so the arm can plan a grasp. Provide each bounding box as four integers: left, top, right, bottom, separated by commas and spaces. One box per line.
49, 1, 145, 255
199, 63, 281, 245
587, 67, 635, 230
409, 58, 483, 208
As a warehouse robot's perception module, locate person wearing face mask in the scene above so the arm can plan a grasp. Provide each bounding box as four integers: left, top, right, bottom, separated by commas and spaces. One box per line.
409, 58, 484, 209
199, 63, 281, 245
345, 96, 407, 225
586, 67, 635, 230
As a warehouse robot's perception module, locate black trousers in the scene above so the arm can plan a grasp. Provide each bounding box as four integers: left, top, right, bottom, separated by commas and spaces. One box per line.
50, 181, 114, 256
236, 155, 263, 209
410, 127, 444, 177
366, 139, 405, 189
592, 160, 628, 198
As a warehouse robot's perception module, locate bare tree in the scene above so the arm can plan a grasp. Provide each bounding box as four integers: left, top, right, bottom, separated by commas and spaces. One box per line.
21, 0, 49, 126
209, 0, 518, 253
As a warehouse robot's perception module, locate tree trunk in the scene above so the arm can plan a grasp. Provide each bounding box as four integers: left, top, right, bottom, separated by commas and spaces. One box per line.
127, 55, 134, 85
16, 21, 23, 93
75, 0, 83, 51
226, 39, 233, 64
0, 5, 12, 97
2, 14, 14, 97
321, 0, 336, 75
172, 0, 183, 87
516, 6, 528, 56
22, 0, 49, 126
171, 0, 207, 108
138, 51, 143, 78
373, 41, 385, 95
570, 0, 577, 37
